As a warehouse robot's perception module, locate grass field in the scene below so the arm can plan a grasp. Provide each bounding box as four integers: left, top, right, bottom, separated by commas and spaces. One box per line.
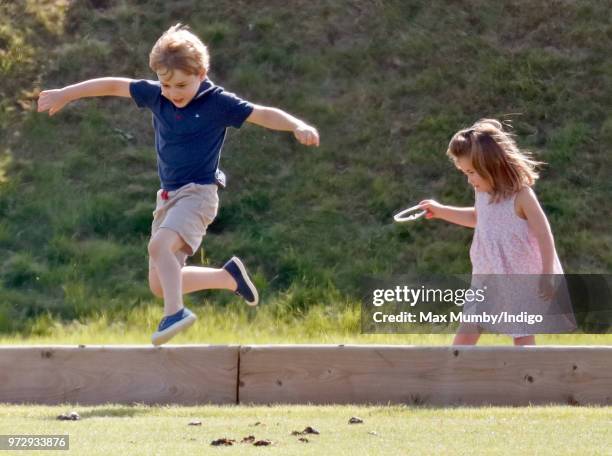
0, 302, 609, 345
1, 404, 611, 455
1, 0, 611, 336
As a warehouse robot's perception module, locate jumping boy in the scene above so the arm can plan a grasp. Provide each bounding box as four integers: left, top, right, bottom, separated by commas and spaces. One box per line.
37, 24, 320, 345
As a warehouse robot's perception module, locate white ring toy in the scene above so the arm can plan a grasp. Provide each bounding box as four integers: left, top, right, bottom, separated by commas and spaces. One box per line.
393, 204, 427, 223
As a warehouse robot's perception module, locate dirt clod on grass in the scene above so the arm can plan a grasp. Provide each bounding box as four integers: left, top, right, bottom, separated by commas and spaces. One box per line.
57, 411, 80, 421
211, 438, 235, 446
188, 420, 202, 426
349, 416, 364, 424
253, 439, 272, 446
292, 426, 320, 436
241, 435, 255, 443
302, 426, 320, 435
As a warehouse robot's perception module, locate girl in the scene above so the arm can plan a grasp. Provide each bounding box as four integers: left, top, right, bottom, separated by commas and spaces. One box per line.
419, 119, 568, 346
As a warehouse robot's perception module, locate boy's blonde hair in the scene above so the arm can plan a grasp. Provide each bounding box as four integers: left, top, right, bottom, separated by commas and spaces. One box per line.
149, 23, 209, 77
446, 119, 542, 201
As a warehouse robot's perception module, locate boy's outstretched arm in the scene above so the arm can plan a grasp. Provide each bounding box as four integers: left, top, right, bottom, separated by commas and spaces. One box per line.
38, 77, 134, 116
246, 105, 320, 146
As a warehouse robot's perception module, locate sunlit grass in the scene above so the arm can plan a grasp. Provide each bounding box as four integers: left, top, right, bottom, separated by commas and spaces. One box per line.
0, 404, 610, 455
1, 1, 611, 344
1, 303, 609, 346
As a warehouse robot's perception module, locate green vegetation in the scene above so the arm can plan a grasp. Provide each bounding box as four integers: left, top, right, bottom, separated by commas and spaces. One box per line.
1, 1, 611, 338
1, 303, 611, 345
1, 404, 610, 455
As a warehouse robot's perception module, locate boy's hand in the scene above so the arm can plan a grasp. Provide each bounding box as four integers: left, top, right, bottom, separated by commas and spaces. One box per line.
37, 89, 69, 116
293, 123, 320, 147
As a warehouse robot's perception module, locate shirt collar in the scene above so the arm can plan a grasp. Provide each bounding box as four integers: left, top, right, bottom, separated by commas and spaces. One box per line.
193, 78, 216, 100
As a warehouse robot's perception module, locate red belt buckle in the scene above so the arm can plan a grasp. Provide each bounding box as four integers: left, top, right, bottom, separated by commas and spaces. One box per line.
161, 189, 169, 200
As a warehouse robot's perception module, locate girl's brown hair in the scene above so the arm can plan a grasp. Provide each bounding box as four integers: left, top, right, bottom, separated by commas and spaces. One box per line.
446, 119, 542, 201
149, 24, 210, 77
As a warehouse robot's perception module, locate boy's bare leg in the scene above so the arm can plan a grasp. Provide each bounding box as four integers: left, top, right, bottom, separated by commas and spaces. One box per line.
181, 267, 236, 293
148, 228, 187, 316
149, 264, 237, 297
148, 240, 238, 310
513, 335, 536, 346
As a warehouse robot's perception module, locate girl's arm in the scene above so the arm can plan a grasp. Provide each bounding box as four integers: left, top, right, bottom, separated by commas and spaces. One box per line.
516, 187, 556, 273
246, 105, 319, 147
419, 199, 476, 228
38, 77, 134, 116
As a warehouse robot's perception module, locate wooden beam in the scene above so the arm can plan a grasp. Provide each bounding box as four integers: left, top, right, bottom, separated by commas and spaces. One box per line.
2, 345, 610, 406
0, 345, 238, 405
239, 345, 612, 406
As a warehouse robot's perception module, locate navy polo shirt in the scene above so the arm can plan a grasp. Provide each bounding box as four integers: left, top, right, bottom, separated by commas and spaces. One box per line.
129, 78, 254, 190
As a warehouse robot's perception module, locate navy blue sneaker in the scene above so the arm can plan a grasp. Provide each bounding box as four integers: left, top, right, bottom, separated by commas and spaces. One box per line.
223, 256, 259, 306
151, 307, 197, 346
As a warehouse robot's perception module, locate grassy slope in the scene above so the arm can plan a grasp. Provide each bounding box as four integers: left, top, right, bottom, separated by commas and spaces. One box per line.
1, 404, 611, 455
0, 1, 611, 335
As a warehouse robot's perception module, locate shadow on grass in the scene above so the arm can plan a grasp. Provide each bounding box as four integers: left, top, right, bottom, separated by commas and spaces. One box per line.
46, 405, 153, 420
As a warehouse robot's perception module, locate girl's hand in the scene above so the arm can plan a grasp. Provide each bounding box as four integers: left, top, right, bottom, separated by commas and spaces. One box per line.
37, 89, 70, 116
293, 123, 320, 147
538, 275, 556, 301
418, 199, 445, 219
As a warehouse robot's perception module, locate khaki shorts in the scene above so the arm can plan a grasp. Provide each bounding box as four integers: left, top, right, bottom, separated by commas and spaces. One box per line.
151, 183, 219, 257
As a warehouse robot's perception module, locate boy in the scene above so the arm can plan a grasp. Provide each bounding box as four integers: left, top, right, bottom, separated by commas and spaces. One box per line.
37, 24, 320, 345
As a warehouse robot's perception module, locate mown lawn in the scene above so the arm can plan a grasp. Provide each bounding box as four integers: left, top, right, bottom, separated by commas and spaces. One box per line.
1, 404, 610, 455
